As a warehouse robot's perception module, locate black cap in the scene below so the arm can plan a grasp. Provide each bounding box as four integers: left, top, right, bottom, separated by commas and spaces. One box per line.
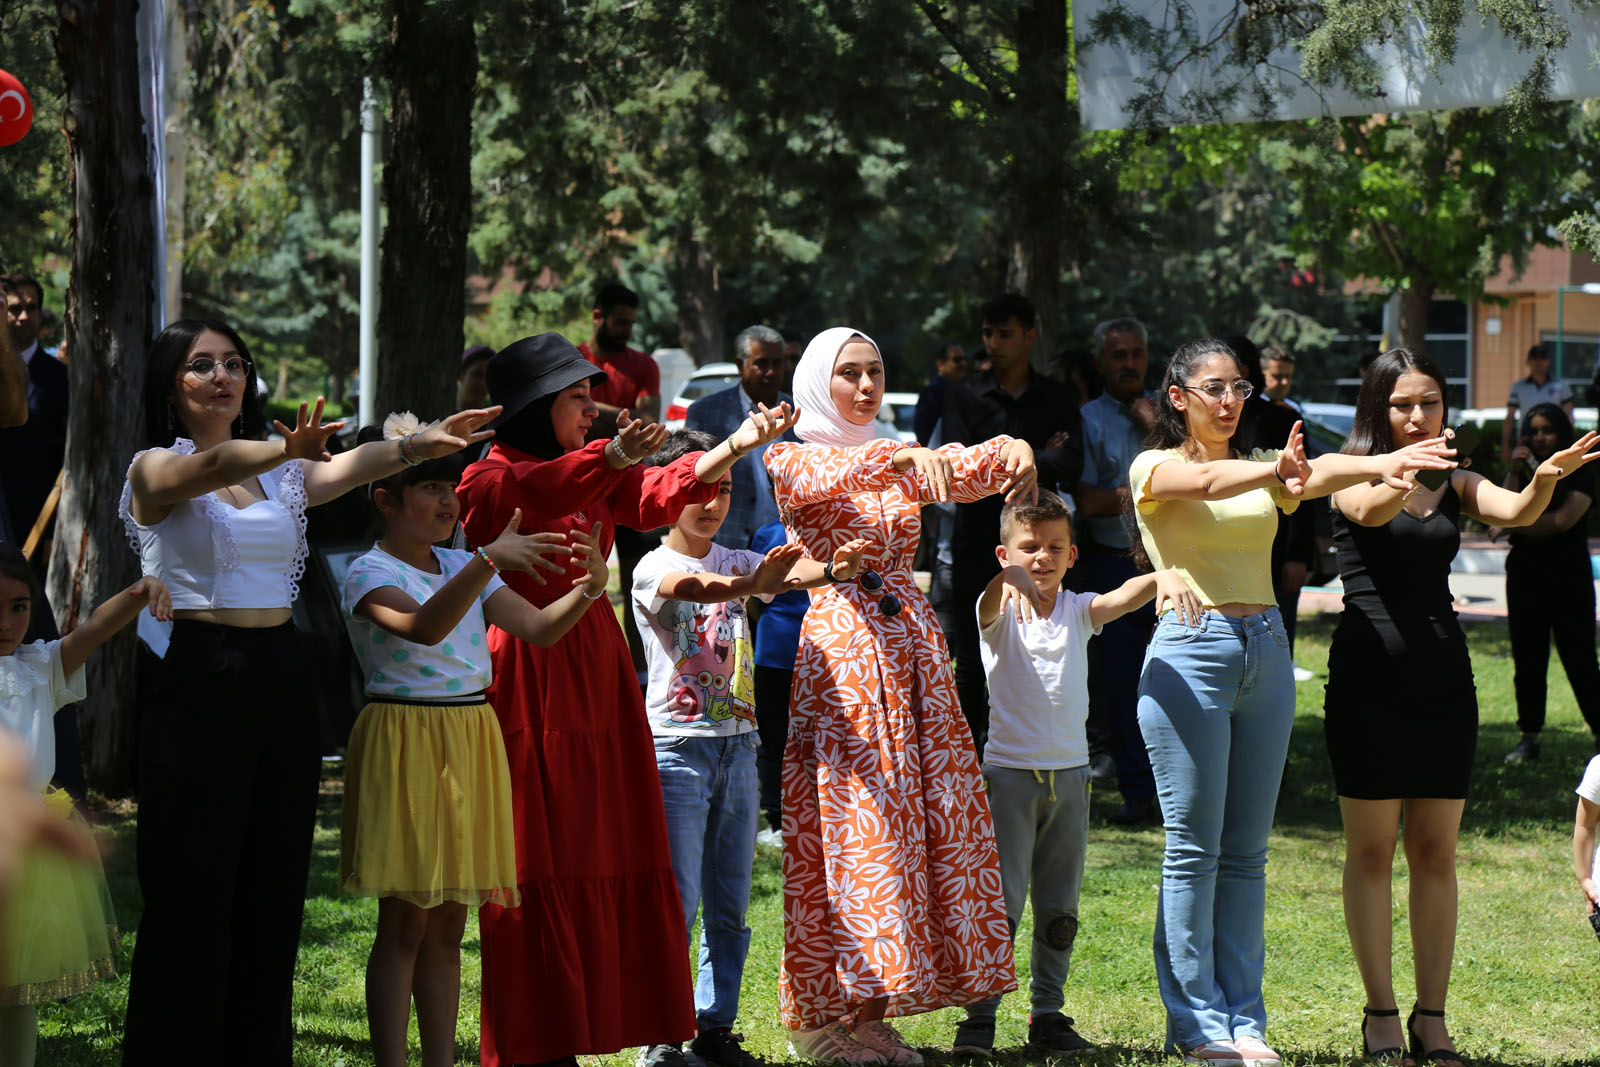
486, 333, 608, 425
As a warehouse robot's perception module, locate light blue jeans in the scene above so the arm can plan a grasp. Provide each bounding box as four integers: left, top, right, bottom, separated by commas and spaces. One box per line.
654, 732, 760, 1032
1136, 608, 1295, 1051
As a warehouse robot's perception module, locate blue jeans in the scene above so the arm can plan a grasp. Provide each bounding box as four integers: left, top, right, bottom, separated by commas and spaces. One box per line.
654, 732, 760, 1032
1136, 609, 1294, 1050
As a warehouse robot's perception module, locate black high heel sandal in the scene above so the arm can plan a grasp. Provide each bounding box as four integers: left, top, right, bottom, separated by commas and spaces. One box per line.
1361, 1007, 1406, 1063
1407, 1006, 1464, 1066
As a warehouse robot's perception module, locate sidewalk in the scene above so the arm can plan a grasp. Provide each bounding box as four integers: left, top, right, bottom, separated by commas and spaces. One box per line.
1297, 534, 1600, 623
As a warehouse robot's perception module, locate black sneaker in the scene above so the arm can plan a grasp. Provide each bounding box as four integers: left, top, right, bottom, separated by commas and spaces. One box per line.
638, 1044, 688, 1067
691, 1029, 763, 1067
1027, 1013, 1096, 1056
1505, 734, 1542, 764
951, 1016, 995, 1060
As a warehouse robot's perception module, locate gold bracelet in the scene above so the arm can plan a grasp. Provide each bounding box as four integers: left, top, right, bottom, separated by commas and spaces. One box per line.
725, 434, 748, 458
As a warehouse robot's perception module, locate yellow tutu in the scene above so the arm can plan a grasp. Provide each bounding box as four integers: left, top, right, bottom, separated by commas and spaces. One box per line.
340, 700, 520, 908
0, 789, 118, 1005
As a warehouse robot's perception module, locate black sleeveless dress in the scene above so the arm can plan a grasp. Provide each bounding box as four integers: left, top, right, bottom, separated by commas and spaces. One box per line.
1323, 486, 1477, 799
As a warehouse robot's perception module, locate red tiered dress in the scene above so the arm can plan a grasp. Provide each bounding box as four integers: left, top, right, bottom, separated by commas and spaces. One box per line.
764, 436, 1018, 1031
459, 439, 713, 1067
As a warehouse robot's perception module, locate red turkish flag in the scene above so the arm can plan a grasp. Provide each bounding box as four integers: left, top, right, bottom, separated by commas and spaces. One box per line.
0, 69, 34, 147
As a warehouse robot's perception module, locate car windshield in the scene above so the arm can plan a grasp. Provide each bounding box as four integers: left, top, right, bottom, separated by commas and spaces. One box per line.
680, 375, 739, 402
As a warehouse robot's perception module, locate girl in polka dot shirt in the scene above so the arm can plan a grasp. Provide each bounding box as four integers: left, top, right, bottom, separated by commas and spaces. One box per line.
339, 432, 609, 1067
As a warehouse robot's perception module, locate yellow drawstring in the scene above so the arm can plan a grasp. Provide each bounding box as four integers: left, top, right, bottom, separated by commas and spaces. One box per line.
1032, 769, 1057, 802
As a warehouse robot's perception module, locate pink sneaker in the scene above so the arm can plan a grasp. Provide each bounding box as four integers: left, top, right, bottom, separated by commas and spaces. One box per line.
851, 1021, 924, 1066
789, 1022, 885, 1065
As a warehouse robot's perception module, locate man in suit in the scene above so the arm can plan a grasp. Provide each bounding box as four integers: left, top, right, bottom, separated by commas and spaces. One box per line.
684, 324, 793, 552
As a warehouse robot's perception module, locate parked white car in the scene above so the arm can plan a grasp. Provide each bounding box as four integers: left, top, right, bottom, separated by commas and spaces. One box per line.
663, 362, 741, 430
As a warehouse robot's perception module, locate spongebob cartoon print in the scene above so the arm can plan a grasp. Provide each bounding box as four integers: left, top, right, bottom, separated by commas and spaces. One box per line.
656, 595, 757, 726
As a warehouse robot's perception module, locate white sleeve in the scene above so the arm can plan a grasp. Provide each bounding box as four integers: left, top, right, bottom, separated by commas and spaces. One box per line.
1576, 756, 1600, 804
1072, 590, 1104, 639
342, 552, 400, 616
726, 547, 777, 604
632, 551, 676, 617
47, 640, 87, 710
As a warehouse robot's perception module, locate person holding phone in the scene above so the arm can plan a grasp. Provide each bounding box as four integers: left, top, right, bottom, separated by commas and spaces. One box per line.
1490, 403, 1600, 763
1326, 349, 1600, 1067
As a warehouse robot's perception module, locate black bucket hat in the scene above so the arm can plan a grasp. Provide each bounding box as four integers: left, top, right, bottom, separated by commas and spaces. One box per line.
486, 333, 608, 425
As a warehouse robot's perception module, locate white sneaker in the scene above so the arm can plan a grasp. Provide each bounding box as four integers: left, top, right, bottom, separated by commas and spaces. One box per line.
756, 828, 783, 847
1183, 1041, 1244, 1065
1232, 1036, 1280, 1067
1292, 665, 1314, 682
852, 1021, 924, 1066
789, 1023, 885, 1065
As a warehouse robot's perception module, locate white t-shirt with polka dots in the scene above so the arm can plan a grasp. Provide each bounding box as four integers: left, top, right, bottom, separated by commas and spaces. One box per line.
341, 544, 505, 701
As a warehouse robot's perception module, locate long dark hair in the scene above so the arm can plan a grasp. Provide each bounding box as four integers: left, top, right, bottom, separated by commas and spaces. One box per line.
1342, 347, 1448, 457
1146, 337, 1248, 452
1522, 401, 1575, 455
142, 319, 268, 447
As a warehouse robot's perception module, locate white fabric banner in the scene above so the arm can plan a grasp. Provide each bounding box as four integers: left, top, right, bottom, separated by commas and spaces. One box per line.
1076, 0, 1600, 130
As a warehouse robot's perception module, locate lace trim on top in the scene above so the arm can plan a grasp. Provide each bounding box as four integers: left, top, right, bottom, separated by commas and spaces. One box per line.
116, 437, 239, 574
276, 460, 310, 603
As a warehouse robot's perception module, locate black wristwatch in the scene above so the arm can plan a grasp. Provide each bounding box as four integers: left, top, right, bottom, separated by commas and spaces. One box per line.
823, 560, 840, 583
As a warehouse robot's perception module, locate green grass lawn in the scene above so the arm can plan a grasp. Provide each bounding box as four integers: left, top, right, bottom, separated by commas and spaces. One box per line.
37, 618, 1600, 1066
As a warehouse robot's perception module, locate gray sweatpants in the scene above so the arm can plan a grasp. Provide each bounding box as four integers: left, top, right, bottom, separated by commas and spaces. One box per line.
966, 763, 1090, 1020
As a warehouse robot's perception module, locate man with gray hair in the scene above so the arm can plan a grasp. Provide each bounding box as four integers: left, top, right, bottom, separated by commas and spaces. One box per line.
1073, 316, 1159, 825
685, 324, 794, 551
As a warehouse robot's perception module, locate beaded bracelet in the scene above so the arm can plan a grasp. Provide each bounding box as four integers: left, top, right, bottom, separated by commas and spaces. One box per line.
474, 546, 499, 574
581, 584, 607, 600
607, 437, 642, 467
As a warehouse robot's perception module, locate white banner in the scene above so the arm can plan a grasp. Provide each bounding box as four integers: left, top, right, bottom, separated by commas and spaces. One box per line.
1077, 0, 1600, 130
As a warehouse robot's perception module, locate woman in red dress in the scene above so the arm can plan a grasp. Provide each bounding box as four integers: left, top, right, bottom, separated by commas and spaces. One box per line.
457, 334, 792, 1067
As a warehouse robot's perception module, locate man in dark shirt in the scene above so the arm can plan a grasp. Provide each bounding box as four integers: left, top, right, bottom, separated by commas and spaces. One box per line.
0, 273, 67, 546
913, 341, 968, 445
943, 293, 1083, 757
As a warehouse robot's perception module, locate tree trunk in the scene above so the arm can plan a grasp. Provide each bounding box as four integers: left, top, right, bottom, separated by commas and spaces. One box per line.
376, 0, 477, 421
1398, 281, 1434, 355
50, 0, 161, 794
674, 222, 725, 365
162, 0, 190, 323
1005, 0, 1068, 372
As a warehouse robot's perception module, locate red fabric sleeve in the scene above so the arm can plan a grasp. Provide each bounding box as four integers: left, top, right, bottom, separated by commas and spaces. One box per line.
458, 441, 627, 543
608, 450, 717, 531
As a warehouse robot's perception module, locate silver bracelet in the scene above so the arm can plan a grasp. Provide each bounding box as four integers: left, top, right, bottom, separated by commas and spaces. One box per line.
399, 433, 423, 467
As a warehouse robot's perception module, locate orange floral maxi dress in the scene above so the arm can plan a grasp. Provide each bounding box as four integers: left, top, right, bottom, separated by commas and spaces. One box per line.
765, 436, 1018, 1031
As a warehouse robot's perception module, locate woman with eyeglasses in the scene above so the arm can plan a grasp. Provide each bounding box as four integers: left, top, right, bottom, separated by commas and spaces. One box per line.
118, 319, 498, 1065
1326, 351, 1598, 1067
1128, 338, 1455, 1067
763, 328, 1036, 1066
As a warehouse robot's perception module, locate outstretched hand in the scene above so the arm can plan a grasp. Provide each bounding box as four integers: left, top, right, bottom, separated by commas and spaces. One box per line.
750, 542, 806, 595
415, 406, 503, 459
615, 409, 670, 463
997, 565, 1048, 623
1153, 570, 1200, 628
1273, 421, 1312, 496
823, 537, 871, 584
894, 446, 955, 502
1000, 439, 1039, 505
127, 577, 172, 623
1379, 435, 1457, 491
729, 402, 797, 454
274, 397, 345, 463
483, 508, 573, 584
1537, 430, 1600, 481
569, 522, 609, 598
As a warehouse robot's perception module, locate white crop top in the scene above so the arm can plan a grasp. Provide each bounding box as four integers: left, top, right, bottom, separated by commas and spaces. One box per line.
119, 438, 309, 609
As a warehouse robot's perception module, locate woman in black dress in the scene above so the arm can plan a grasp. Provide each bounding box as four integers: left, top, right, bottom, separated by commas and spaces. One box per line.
1325, 349, 1599, 1067
1493, 402, 1600, 761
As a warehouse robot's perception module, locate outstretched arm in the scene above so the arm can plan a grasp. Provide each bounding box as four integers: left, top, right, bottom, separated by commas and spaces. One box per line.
483, 526, 610, 647
302, 406, 500, 506
1459, 431, 1600, 527
59, 578, 171, 678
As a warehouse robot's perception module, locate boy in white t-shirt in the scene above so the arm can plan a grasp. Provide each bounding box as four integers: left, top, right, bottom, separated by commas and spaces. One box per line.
632, 431, 867, 1067
1573, 756, 1600, 916
953, 491, 1196, 1059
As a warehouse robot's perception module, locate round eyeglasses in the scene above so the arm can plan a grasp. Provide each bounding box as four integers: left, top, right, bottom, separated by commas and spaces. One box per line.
184, 356, 253, 381
1185, 378, 1253, 402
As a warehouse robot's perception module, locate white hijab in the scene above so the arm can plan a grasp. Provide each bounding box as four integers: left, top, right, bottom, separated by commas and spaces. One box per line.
792, 326, 888, 448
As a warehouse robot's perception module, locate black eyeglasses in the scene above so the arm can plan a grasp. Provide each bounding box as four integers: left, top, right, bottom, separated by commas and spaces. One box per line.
857, 569, 902, 618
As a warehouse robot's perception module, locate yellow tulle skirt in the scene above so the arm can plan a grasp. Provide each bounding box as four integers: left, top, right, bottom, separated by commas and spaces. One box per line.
340, 700, 520, 908
0, 789, 118, 1005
